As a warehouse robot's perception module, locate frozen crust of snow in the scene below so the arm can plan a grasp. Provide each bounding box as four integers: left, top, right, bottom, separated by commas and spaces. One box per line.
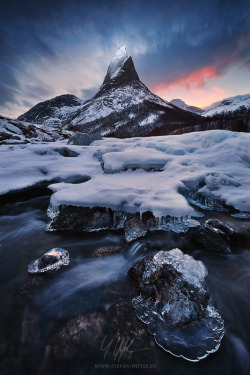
0, 130, 249, 218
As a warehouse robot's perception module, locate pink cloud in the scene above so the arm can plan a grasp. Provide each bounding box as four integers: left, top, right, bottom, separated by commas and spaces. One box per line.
150, 61, 231, 107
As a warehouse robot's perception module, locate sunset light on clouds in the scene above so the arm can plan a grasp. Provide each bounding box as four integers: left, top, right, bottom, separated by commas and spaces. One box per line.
0, 0, 249, 117
152, 63, 229, 107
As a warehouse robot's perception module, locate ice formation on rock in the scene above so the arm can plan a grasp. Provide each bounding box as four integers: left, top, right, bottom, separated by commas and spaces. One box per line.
129, 249, 225, 361
28, 248, 70, 274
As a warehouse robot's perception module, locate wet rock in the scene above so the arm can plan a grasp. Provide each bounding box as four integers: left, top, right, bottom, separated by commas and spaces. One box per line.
53, 312, 106, 360
28, 248, 70, 274
108, 301, 148, 342
106, 301, 154, 361
128, 249, 224, 361
94, 245, 122, 257
124, 212, 156, 242
67, 132, 102, 146
106, 301, 157, 363
124, 216, 147, 242
18, 275, 49, 304
47, 206, 118, 232
187, 219, 234, 253
204, 219, 233, 238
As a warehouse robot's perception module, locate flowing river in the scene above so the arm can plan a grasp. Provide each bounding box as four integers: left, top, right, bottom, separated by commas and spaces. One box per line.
0, 195, 249, 375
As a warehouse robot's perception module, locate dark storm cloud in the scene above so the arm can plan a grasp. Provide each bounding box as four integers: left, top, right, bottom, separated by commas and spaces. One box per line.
0, 0, 249, 115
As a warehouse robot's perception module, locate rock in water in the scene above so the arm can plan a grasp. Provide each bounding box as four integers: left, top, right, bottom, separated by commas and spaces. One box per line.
28, 248, 70, 274
128, 249, 224, 361
67, 132, 102, 145
53, 312, 106, 360
188, 219, 234, 253
94, 246, 122, 257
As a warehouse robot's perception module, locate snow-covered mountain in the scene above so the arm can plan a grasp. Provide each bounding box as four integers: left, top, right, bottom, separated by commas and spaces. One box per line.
18, 46, 201, 138
171, 94, 250, 118
202, 94, 250, 117
0, 115, 71, 144
18, 94, 84, 128
170, 99, 203, 115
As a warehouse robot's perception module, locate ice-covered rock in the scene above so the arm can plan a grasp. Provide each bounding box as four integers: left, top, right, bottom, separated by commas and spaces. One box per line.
28, 248, 70, 274
187, 219, 234, 253
67, 132, 102, 146
204, 219, 233, 238
129, 249, 224, 361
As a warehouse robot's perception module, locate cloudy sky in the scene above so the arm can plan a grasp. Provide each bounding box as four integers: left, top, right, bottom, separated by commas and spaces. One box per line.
1, 0, 250, 118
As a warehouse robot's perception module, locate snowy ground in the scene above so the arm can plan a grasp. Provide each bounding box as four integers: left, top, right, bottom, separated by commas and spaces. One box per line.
0, 130, 249, 219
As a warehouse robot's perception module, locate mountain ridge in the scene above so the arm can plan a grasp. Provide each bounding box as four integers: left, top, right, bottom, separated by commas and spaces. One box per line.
18, 46, 202, 137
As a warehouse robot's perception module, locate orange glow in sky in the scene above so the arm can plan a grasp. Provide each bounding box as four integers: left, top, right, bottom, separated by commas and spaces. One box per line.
152, 62, 230, 108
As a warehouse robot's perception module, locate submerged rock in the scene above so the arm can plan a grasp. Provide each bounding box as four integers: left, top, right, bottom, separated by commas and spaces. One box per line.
53, 312, 106, 360
94, 245, 122, 257
28, 248, 70, 274
106, 301, 154, 362
67, 132, 102, 146
128, 249, 224, 362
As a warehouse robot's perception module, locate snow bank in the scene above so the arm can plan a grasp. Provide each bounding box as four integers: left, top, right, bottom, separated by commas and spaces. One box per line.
0, 130, 249, 218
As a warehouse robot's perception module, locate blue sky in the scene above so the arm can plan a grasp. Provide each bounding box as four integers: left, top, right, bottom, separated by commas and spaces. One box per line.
0, 0, 250, 117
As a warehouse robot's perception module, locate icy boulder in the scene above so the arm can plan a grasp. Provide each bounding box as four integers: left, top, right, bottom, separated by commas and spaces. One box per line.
67, 132, 102, 146
28, 248, 70, 274
187, 219, 234, 253
129, 249, 224, 361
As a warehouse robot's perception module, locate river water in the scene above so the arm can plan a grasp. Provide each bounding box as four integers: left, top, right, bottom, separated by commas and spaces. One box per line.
0, 195, 249, 375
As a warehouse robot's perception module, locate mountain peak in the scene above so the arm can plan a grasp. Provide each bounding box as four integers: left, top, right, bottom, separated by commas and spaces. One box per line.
99, 46, 140, 93
107, 46, 128, 80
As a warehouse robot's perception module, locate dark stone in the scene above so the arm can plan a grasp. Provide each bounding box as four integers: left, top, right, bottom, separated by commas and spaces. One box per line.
187, 219, 234, 253
52, 312, 106, 360
94, 246, 122, 257
107, 301, 154, 361
67, 132, 102, 146
18, 275, 49, 305
38, 254, 58, 269
48, 206, 117, 232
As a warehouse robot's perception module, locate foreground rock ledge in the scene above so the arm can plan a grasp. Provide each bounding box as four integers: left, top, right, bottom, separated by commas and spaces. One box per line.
46, 205, 199, 242
128, 249, 225, 362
